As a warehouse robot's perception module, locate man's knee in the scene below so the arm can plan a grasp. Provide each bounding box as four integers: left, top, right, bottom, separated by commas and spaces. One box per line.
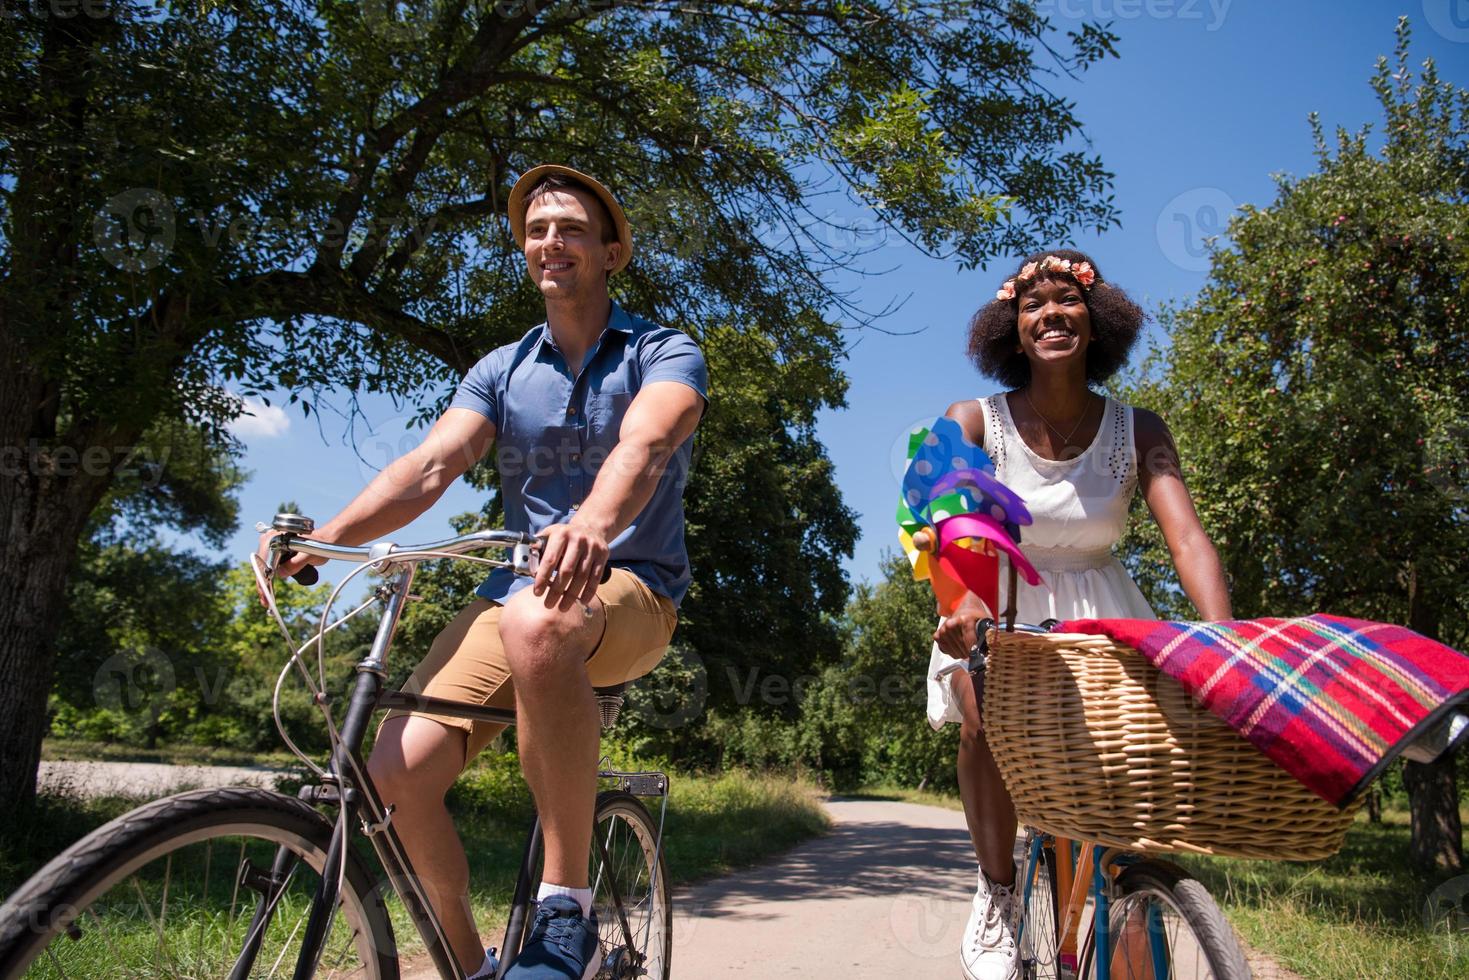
497, 591, 600, 680
367, 716, 465, 804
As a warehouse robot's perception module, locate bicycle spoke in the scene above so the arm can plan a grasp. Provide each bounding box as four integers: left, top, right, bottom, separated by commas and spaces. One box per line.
265, 907, 309, 978
84, 906, 130, 973
323, 921, 359, 980
200, 838, 213, 972
160, 852, 172, 939
132, 873, 186, 978
230, 838, 246, 926
580, 798, 667, 979
237, 857, 304, 969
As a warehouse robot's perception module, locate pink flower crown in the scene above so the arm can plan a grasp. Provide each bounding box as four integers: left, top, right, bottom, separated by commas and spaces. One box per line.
995, 254, 1096, 302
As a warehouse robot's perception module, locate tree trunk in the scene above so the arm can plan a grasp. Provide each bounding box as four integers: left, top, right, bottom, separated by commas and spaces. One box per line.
0, 534, 79, 807
1404, 752, 1463, 873
0, 451, 112, 803
0, 9, 135, 807
1404, 565, 1463, 872
0, 344, 117, 807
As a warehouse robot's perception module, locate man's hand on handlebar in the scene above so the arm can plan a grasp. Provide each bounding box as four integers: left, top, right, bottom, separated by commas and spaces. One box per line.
256, 528, 329, 583
933, 594, 993, 662
534, 521, 610, 612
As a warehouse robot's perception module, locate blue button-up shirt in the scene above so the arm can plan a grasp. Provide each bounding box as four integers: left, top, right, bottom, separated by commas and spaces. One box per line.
449, 302, 708, 607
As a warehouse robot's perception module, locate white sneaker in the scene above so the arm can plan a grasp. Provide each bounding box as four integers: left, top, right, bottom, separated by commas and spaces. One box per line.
960, 866, 1019, 980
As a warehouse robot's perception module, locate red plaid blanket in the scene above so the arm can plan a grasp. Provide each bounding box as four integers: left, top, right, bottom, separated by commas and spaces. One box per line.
1060, 615, 1469, 807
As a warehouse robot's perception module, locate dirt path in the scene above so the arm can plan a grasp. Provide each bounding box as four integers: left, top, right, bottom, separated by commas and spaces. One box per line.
37, 759, 294, 798
401, 796, 980, 980
672, 797, 984, 977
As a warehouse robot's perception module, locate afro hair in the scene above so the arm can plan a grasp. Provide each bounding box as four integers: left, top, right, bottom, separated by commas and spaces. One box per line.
967, 248, 1145, 389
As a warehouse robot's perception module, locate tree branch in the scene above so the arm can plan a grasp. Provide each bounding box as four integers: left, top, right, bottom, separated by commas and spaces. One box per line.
144, 269, 473, 376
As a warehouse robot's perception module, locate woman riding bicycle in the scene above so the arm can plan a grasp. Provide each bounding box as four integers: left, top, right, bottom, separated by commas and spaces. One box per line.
925, 249, 1233, 980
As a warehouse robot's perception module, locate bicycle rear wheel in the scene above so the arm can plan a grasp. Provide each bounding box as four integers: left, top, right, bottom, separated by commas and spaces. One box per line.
1079, 859, 1250, 980
517, 791, 669, 980
0, 786, 397, 979
1018, 832, 1060, 980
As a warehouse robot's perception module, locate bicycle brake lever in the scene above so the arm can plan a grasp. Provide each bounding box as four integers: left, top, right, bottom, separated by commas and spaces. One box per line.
967, 618, 996, 679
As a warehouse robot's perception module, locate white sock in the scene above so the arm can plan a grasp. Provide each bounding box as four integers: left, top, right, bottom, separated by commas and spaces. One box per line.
466, 947, 498, 980
536, 881, 594, 917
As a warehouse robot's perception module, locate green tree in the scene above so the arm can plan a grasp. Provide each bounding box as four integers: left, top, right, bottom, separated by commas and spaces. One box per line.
711, 552, 958, 790
831, 551, 959, 791
209, 561, 364, 754
50, 420, 246, 748
1120, 21, 1469, 871
1, 0, 1121, 803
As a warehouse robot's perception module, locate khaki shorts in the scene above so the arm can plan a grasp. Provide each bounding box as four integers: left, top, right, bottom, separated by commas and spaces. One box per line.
380, 568, 677, 762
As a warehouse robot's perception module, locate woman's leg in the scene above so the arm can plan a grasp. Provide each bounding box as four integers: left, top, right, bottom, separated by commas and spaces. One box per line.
952, 668, 1017, 885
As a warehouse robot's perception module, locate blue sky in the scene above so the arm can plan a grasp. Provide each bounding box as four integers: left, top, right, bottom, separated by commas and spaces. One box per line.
216, 2, 1469, 593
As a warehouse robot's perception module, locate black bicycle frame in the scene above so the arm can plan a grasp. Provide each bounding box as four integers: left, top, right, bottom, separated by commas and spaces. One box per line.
249, 561, 525, 980
245, 542, 657, 980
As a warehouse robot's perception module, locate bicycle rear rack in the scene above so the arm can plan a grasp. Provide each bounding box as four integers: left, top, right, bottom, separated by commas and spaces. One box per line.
599, 769, 669, 798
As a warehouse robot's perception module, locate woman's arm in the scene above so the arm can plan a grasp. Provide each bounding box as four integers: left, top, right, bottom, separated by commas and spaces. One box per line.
1135, 408, 1233, 620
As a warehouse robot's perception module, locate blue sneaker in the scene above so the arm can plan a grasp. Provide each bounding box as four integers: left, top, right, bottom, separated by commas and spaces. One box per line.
504, 895, 600, 979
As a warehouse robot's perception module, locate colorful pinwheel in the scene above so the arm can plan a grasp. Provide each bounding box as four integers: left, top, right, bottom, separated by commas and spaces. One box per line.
897, 417, 1042, 615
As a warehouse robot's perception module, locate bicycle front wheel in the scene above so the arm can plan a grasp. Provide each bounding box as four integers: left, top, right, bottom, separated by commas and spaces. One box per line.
1018, 832, 1060, 980
0, 786, 398, 980
1079, 859, 1250, 980
577, 791, 672, 980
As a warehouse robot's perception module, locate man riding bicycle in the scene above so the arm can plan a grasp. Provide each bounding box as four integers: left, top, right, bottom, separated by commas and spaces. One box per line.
259, 165, 707, 980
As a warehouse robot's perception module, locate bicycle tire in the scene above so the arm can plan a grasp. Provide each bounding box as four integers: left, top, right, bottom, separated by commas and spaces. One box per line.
1018, 833, 1060, 980
519, 791, 670, 980
1078, 859, 1250, 980
0, 786, 398, 980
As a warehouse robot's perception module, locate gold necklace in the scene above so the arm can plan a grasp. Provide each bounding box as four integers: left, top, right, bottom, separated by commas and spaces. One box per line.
1024, 388, 1093, 446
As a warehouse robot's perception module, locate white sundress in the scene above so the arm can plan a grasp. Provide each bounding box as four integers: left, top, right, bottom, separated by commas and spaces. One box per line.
925, 393, 1157, 729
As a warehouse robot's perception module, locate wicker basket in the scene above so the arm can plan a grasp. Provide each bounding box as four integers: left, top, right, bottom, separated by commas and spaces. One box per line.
981, 628, 1363, 860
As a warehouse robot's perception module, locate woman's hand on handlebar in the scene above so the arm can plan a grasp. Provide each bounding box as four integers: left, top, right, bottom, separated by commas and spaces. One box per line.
933, 595, 993, 661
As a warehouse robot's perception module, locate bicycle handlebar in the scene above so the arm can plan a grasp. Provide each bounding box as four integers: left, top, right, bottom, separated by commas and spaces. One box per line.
270, 527, 538, 588
274, 527, 536, 564
934, 617, 1061, 680
269, 523, 610, 586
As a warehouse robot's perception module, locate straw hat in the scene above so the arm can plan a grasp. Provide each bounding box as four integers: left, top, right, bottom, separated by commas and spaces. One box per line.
508, 164, 633, 275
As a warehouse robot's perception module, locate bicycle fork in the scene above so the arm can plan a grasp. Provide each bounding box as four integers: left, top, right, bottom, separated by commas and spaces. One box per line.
226, 846, 302, 980
221, 801, 355, 980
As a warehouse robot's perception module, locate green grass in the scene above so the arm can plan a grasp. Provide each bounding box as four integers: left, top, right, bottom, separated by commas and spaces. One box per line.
661, 767, 830, 879
843, 783, 966, 811
1175, 808, 1469, 980
3, 751, 829, 974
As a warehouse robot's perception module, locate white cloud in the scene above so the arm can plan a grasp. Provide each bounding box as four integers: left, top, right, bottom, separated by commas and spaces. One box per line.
229, 396, 290, 440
